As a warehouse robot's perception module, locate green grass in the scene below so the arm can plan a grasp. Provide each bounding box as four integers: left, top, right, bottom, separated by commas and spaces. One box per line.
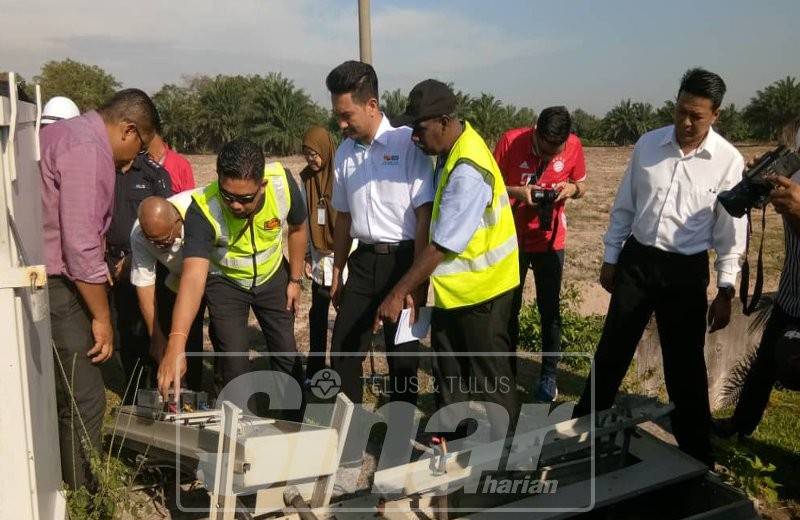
714, 390, 800, 516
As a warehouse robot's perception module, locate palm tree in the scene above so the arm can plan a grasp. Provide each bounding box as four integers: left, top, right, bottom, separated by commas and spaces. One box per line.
654, 100, 676, 128
571, 109, 601, 143
744, 76, 800, 140
153, 84, 201, 152
382, 89, 408, 126
467, 93, 507, 145
715, 104, 751, 143
195, 75, 258, 151
249, 73, 328, 156
601, 99, 657, 145
449, 84, 473, 120
505, 105, 537, 131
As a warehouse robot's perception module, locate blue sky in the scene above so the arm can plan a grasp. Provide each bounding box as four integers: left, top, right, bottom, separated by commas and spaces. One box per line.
1, 0, 797, 115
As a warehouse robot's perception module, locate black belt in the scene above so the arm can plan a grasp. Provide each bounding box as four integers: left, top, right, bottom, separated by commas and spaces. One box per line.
358, 240, 414, 255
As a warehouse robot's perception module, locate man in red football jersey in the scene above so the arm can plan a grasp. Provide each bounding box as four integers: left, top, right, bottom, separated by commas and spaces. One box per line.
493, 106, 587, 402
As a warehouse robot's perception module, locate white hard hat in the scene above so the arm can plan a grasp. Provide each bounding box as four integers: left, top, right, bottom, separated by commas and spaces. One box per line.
41, 96, 80, 125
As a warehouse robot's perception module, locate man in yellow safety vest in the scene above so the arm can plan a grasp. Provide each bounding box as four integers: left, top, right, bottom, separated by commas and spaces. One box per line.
375, 80, 520, 444
157, 138, 308, 419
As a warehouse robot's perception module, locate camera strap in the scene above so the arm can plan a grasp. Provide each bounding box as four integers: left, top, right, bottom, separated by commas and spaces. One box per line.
739, 208, 766, 316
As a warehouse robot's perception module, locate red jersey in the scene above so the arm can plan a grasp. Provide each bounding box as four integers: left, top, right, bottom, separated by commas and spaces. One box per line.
161, 146, 196, 193
493, 127, 586, 252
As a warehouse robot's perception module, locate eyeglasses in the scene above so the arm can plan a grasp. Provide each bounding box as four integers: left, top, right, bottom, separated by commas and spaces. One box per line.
303, 149, 320, 161
219, 185, 262, 205
133, 126, 148, 155
144, 219, 180, 249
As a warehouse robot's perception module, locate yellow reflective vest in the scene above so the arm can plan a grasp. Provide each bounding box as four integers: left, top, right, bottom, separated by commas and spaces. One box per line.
192, 162, 290, 289
430, 122, 520, 309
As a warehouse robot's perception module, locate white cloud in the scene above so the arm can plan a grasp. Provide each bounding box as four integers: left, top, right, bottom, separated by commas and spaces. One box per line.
0, 0, 570, 106
371, 6, 566, 74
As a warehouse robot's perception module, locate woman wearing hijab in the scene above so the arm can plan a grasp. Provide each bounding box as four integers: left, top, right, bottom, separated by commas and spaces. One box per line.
301, 126, 338, 380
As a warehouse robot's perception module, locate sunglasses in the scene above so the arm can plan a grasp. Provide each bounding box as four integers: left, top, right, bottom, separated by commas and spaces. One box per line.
219, 185, 262, 205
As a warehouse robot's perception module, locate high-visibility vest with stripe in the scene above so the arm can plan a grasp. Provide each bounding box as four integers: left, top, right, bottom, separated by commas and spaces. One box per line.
192, 162, 290, 289
168, 188, 200, 219
430, 122, 520, 309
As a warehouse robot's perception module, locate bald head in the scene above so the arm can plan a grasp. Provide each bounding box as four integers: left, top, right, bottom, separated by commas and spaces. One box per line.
138, 196, 181, 246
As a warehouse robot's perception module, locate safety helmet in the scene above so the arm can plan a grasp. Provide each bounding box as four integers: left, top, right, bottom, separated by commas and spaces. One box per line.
41, 96, 80, 125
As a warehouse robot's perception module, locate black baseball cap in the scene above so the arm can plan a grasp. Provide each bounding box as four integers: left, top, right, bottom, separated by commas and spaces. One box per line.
395, 79, 457, 127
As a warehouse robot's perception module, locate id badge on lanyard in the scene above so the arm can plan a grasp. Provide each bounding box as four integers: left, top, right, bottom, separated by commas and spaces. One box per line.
317, 201, 327, 226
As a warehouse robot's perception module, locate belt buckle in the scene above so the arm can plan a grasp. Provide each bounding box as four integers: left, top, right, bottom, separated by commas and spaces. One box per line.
374, 243, 390, 254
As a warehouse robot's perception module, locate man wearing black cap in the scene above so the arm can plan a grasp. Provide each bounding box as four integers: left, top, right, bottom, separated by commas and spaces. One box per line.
376, 80, 520, 444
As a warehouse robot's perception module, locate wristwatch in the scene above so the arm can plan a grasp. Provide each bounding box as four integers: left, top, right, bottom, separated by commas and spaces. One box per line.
717, 286, 735, 299
289, 277, 303, 287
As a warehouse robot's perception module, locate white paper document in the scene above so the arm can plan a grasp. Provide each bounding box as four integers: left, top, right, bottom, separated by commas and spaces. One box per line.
394, 306, 433, 344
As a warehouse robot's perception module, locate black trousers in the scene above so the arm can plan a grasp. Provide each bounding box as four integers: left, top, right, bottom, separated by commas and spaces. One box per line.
110, 276, 150, 400
574, 238, 713, 464
509, 249, 565, 379
49, 276, 106, 491
156, 282, 207, 392
331, 244, 421, 464
431, 289, 519, 442
732, 305, 800, 435
205, 265, 304, 420
307, 281, 331, 377
330, 245, 420, 406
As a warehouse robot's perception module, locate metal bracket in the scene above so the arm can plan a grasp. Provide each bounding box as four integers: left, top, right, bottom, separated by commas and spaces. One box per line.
0, 265, 46, 290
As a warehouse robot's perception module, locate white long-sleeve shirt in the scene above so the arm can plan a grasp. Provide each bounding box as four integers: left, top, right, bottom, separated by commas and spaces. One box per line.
603, 125, 747, 287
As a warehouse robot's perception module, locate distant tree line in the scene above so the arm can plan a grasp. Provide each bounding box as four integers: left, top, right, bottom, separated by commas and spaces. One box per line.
21, 59, 800, 154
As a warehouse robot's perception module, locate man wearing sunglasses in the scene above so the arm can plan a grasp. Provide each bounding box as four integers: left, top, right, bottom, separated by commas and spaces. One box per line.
39, 88, 159, 490
157, 138, 308, 421
493, 106, 587, 403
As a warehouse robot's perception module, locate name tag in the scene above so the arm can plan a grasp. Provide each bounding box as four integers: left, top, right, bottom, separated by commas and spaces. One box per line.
317, 203, 326, 226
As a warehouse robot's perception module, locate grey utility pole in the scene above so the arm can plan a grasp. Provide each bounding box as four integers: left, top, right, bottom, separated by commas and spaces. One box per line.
358, 0, 372, 64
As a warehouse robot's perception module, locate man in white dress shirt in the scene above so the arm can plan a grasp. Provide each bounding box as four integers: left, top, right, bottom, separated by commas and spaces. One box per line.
574, 68, 747, 466
325, 61, 435, 466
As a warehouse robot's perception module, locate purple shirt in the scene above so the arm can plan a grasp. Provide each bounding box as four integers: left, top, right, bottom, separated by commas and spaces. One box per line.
40, 111, 115, 283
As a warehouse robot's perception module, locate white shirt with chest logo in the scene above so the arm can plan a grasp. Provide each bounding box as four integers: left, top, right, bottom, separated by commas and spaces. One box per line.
603, 125, 747, 287
332, 115, 435, 244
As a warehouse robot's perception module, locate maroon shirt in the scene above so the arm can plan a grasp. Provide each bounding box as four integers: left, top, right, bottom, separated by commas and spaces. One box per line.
40, 111, 115, 283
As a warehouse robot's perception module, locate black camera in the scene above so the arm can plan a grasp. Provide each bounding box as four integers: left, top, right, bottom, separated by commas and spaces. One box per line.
532, 188, 558, 231
718, 145, 800, 218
